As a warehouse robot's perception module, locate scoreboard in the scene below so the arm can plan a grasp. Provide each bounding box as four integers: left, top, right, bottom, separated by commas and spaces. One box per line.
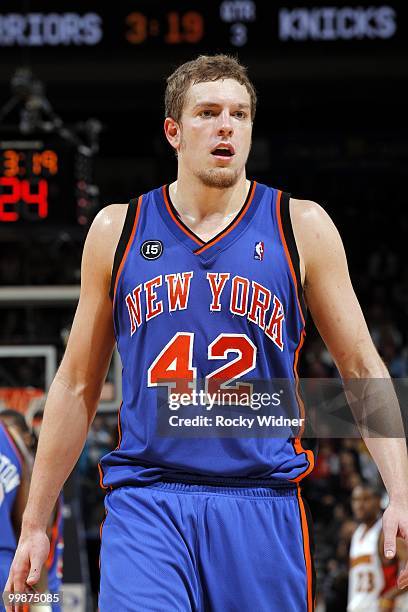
1, 1, 406, 225
0, 136, 93, 226
0, 147, 56, 222
0, 2, 405, 57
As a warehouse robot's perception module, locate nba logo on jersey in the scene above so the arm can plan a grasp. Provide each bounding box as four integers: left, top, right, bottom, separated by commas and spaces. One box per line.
254, 241, 264, 261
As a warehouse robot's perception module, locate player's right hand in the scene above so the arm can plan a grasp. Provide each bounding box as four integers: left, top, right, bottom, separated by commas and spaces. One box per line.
4, 529, 50, 612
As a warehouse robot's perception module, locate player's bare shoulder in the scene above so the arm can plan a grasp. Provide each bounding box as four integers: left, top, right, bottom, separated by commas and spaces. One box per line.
289, 197, 331, 236
82, 203, 128, 279
289, 197, 344, 285
89, 203, 128, 250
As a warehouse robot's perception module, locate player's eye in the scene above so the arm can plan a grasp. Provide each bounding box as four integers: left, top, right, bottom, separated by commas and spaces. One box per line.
199, 110, 215, 118
233, 111, 247, 119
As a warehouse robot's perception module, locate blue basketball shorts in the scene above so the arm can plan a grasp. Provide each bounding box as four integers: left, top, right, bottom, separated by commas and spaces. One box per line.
99, 482, 315, 612
0, 551, 14, 612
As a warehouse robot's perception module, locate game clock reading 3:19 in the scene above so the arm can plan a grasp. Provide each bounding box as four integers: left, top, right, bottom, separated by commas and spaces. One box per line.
124, 2, 256, 48
0, 141, 76, 224
0, 148, 55, 221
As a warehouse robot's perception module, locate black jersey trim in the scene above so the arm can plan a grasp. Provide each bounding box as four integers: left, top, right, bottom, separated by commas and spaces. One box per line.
279, 192, 307, 322
194, 180, 256, 254
109, 197, 140, 302
163, 181, 256, 254
164, 185, 204, 246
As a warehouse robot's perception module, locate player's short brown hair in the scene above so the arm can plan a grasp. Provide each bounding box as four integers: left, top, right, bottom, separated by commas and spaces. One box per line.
165, 54, 257, 122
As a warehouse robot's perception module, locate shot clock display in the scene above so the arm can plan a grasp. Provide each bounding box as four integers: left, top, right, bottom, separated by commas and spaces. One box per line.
0, 147, 57, 222
0, 136, 90, 226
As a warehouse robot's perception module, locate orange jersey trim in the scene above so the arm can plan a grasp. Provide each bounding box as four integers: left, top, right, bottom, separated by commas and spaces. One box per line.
112, 195, 143, 304
297, 485, 314, 612
162, 182, 257, 254
97, 400, 123, 491
162, 186, 203, 246
45, 502, 61, 570
98, 462, 108, 490
99, 508, 107, 541
99, 508, 108, 570
291, 330, 315, 482
195, 181, 257, 254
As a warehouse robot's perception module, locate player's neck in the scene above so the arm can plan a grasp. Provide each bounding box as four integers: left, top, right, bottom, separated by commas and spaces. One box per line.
170, 173, 251, 222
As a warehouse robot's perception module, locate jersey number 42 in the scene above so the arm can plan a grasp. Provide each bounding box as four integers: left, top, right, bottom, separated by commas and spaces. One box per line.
147, 331, 257, 404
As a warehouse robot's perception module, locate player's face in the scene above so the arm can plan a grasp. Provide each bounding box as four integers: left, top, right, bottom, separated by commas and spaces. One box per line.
351, 486, 380, 523
176, 78, 252, 188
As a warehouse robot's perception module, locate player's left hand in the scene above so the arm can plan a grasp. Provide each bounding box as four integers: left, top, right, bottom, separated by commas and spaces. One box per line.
382, 499, 408, 589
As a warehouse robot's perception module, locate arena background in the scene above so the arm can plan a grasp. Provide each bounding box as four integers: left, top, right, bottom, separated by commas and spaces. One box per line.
0, 2, 407, 610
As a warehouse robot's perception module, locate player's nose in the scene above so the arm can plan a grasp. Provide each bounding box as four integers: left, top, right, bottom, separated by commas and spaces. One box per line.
216, 110, 233, 137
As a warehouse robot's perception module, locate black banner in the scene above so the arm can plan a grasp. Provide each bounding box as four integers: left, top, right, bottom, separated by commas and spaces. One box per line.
0, 1, 406, 60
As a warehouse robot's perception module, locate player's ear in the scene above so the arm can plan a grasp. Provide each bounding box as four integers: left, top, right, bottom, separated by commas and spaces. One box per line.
164, 117, 181, 153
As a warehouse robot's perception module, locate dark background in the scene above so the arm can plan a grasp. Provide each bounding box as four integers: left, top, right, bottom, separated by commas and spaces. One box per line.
1, 2, 407, 609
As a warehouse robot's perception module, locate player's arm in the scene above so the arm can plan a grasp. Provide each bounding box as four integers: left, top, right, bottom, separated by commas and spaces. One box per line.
291, 198, 408, 589
5, 204, 127, 609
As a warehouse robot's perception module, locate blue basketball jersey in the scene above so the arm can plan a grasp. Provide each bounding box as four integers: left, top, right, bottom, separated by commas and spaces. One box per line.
0, 422, 22, 553
99, 181, 315, 489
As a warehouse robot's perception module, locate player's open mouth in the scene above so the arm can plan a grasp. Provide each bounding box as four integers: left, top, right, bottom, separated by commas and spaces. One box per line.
211, 143, 235, 158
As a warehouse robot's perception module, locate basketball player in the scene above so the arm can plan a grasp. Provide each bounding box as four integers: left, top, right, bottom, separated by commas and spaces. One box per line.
0, 411, 62, 612
5, 55, 408, 611
0, 420, 25, 612
348, 484, 408, 611
0, 414, 41, 612
25, 410, 64, 612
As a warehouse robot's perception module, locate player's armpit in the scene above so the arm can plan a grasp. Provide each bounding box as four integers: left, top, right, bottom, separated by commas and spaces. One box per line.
55, 203, 127, 424
291, 198, 385, 378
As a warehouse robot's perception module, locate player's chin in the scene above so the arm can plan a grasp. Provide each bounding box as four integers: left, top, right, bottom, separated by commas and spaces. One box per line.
198, 167, 239, 189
